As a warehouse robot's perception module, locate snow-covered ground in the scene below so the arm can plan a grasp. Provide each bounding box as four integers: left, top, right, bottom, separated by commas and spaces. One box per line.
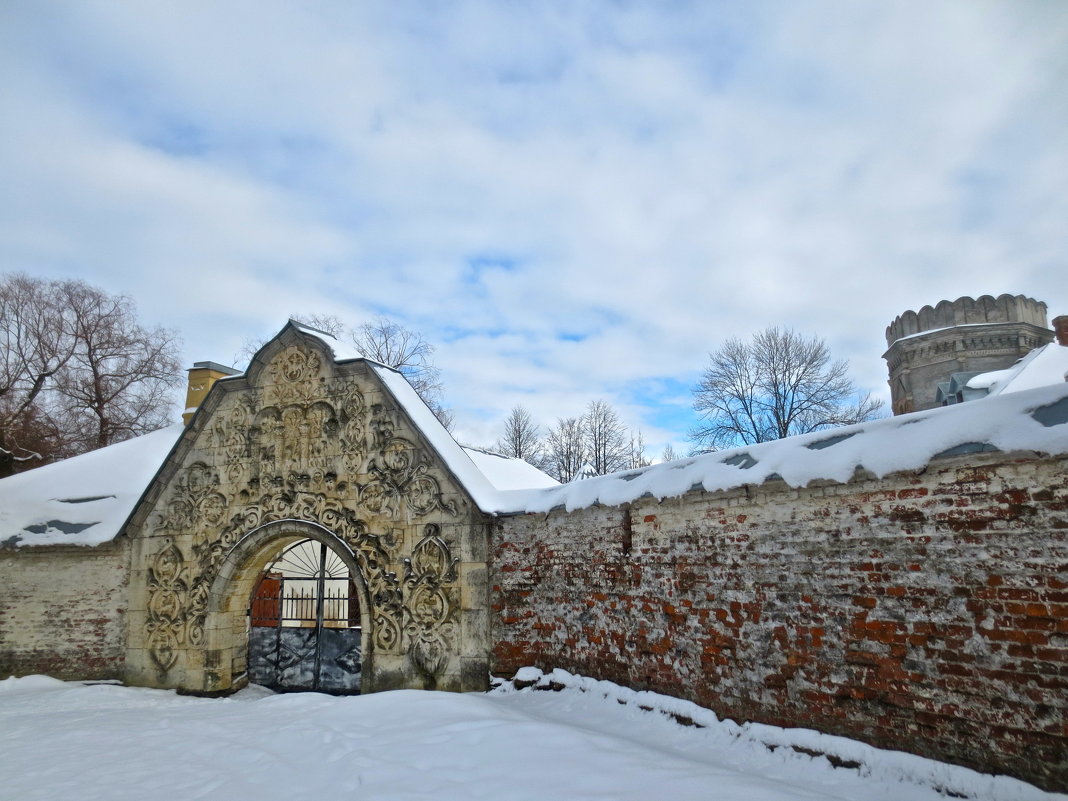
1, 670, 1060, 801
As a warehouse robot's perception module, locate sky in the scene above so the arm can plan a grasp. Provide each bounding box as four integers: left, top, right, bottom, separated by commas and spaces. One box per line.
2, 1, 1066, 455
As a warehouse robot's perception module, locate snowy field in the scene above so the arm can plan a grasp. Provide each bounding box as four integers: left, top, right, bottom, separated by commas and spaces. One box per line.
0, 670, 1061, 801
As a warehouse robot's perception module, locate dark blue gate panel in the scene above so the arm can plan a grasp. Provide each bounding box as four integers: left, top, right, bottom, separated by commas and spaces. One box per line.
248, 626, 361, 694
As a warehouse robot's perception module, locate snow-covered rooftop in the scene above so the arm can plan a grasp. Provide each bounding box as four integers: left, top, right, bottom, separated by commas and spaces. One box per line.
0, 424, 183, 548
462, 447, 560, 492
967, 342, 1068, 397
0, 348, 556, 547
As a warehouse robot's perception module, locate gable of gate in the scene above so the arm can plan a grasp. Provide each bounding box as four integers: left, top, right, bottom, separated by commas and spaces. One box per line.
123, 324, 489, 695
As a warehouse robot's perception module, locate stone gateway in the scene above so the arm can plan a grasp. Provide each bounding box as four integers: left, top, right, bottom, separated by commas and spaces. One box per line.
124, 323, 492, 695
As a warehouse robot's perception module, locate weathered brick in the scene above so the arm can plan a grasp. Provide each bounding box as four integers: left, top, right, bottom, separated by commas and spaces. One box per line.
0, 541, 130, 681
491, 451, 1068, 792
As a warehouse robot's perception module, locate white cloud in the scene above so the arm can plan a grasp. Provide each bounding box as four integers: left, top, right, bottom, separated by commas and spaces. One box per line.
1, 1, 1065, 453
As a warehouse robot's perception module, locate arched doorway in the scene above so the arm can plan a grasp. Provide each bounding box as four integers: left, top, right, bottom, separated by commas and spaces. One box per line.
246, 537, 363, 694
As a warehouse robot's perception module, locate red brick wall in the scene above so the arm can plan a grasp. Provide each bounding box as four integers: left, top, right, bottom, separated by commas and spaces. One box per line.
491, 452, 1068, 791
0, 540, 130, 681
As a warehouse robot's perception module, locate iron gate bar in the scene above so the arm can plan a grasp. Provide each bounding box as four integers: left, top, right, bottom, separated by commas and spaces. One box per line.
312, 541, 327, 690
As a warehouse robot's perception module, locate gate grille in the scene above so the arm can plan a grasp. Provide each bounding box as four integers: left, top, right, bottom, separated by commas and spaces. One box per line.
247, 539, 361, 693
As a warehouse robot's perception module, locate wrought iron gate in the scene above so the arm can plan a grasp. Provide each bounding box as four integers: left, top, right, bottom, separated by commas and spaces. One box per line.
247, 539, 362, 693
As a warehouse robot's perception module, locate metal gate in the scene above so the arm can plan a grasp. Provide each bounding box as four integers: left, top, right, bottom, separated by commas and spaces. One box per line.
247, 539, 362, 694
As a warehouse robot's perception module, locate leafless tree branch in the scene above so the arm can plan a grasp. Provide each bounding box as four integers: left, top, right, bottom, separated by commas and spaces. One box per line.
689, 326, 884, 453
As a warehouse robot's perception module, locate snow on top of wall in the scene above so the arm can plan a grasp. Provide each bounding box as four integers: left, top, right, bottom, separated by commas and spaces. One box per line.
0, 424, 183, 548
487, 382, 1068, 515
968, 343, 1068, 397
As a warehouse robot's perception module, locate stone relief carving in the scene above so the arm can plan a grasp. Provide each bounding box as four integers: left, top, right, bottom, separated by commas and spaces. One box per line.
268, 345, 324, 406
146, 485, 405, 672
160, 462, 228, 534
362, 403, 457, 520
212, 399, 253, 485
145, 539, 187, 673
143, 344, 464, 676
403, 524, 460, 682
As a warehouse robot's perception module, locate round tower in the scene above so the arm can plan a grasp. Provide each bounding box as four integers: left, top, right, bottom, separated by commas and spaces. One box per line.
883, 294, 1053, 415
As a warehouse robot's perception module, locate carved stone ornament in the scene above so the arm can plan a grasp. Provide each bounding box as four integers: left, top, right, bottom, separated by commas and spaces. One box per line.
146, 540, 187, 672
362, 412, 458, 521
142, 342, 464, 676
160, 463, 228, 534
403, 524, 460, 681
268, 346, 324, 406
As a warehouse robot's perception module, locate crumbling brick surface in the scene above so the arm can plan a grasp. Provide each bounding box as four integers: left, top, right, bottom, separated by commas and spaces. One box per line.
491, 452, 1068, 792
0, 540, 129, 681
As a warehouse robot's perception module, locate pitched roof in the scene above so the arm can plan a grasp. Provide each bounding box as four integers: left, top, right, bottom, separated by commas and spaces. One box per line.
0, 424, 183, 548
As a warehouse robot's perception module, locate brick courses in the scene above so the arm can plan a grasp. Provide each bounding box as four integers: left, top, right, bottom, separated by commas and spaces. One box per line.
0, 540, 129, 681
491, 451, 1068, 792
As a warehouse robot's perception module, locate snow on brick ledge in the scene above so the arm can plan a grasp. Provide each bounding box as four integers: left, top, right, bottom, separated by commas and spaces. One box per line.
2, 380, 1066, 547
487, 382, 1068, 515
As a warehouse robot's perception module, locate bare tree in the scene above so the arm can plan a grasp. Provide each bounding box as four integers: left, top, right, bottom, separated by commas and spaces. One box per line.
352, 317, 439, 394
661, 443, 679, 463
689, 326, 883, 453
496, 405, 543, 464
583, 399, 630, 475
544, 416, 586, 482
0, 274, 182, 475
0, 275, 77, 474
52, 282, 181, 450
351, 316, 453, 431
627, 429, 651, 469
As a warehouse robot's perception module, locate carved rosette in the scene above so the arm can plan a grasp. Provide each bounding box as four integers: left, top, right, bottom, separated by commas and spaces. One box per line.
362, 433, 457, 520
159, 463, 228, 535
268, 346, 324, 406
403, 525, 460, 682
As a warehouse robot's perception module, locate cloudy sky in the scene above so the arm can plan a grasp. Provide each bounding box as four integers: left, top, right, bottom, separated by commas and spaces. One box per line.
2, 2, 1065, 454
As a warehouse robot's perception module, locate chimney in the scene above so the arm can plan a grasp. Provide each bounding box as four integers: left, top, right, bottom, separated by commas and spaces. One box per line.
1053, 315, 1068, 347
183, 361, 241, 425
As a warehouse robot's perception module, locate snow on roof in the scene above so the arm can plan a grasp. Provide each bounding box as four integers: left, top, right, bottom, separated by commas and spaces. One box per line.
487, 382, 1068, 515
0, 350, 555, 548
0, 424, 183, 548
368, 364, 514, 507
968, 343, 1068, 397
461, 447, 559, 492
289, 320, 368, 363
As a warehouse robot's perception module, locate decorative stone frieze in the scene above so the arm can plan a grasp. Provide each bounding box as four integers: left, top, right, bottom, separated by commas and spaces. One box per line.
126, 324, 489, 695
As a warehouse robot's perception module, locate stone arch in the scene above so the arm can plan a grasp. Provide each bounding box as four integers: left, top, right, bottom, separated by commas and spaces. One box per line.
201, 519, 374, 694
